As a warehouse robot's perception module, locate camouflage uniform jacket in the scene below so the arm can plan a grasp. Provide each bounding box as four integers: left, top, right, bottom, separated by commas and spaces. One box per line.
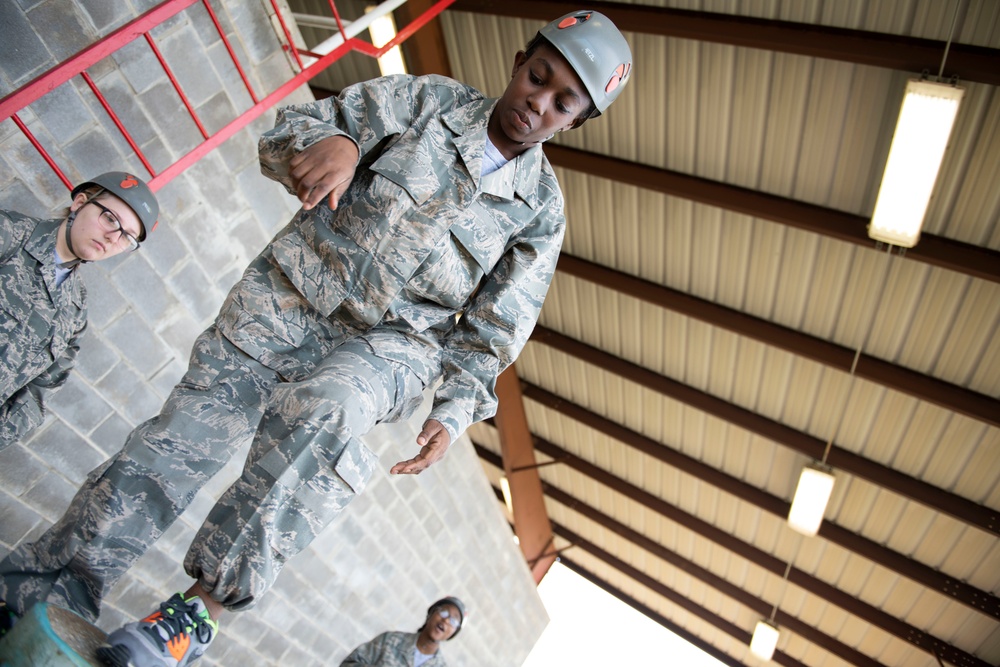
225, 74, 566, 441
339, 631, 448, 667
0, 211, 86, 448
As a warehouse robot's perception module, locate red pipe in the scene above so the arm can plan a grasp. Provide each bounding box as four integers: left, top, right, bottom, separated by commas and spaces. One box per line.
148, 38, 358, 191
201, 0, 259, 103
144, 33, 210, 139
0, 0, 199, 121
11, 114, 72, 190
326, 1, 348, 42
81, 71, 156, 177
8, 0, 460, 194
350, 0, 458, 59
268, 0, 305, 70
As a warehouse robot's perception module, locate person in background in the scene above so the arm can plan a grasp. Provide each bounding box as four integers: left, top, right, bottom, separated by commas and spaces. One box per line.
0, 171, 159, 450
0, 10, 632, 667
339, 597, 466, 667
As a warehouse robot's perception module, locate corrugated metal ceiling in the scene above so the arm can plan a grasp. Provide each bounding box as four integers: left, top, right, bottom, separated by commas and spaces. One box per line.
287, 1, 999, 665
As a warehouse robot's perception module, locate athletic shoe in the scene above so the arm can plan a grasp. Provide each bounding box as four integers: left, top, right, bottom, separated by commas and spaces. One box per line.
96, 593, 217, 667
0, 600, 18, 638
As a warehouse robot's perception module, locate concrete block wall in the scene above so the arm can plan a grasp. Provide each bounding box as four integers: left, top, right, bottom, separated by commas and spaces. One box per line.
0, 1, 547, 665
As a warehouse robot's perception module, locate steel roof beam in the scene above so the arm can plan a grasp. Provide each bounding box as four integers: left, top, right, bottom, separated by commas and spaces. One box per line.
395, 0, 453, 76
549, 469, 989, 667
511, 387, 1000, 620
477, 442, 982, 665
557, 253, 1000, 429
494, 365, 557, 583
531, 325, 999, 537
452, 0, 1000, 86
482, 470, 754, 667
545, 145, 1000, 285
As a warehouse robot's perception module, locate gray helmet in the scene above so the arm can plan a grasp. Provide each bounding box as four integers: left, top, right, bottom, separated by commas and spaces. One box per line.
72, 171, 158, 241
426, 596, 465, 639
538, 10, 632, 116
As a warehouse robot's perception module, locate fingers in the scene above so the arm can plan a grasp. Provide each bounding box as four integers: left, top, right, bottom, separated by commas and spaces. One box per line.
390, 420, 451, 475
289, 136, 359, 211
389, 452, 431, 475
416, 419, 444, 446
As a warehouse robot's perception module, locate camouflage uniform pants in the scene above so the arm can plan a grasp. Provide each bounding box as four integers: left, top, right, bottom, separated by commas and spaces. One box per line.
0, 323, 426, 620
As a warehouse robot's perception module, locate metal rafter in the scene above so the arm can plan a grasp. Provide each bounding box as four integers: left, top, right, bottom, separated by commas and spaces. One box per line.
394, 0, 453, 76
551, 520, 888, 667
482, 471, 753, 667
494, 365, 557, 583
511, 388, 1000, 620
452, 0, 1000, 86
475, 443, 984, 666
545, 145, 1000, 285
557, 253, 1000, 429
531, 325, 1000, 537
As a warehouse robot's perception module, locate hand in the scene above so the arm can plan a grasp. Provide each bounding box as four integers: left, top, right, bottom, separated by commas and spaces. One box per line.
288, 135, 360, 211
390, 420, 452, 475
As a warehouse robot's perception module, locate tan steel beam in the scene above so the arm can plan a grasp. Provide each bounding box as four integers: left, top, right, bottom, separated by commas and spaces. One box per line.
544, 144, 1000, 284
531, 325, 1000, 536
494, 365, 557, 583
453, 0, 1000, 86
557, 253, 1000, 428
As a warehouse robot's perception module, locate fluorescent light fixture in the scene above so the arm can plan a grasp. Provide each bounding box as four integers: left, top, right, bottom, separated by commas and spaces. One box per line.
787, 464, 835, 536
750, 620, 780, 661
868, 79, 964, 248
366, 6, 407, 76
500, 475, 514, 515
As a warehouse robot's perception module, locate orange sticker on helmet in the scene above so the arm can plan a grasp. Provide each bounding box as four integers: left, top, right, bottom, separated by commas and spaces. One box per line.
558, 12, 591, 29
605, 63, 631, 93
121, 175, 139, 189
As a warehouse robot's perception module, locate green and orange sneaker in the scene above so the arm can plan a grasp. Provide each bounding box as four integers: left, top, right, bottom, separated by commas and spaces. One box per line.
0, 600, 18, 638
96, 593, 217, 667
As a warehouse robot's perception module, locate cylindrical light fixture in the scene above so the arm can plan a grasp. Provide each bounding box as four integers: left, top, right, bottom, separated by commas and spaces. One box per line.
750, 619, 780, 660
787, 463, 835, 536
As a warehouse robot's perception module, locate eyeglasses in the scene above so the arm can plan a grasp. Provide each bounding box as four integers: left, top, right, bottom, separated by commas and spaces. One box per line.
87, 200, 141, 252
435, 608, 461, 629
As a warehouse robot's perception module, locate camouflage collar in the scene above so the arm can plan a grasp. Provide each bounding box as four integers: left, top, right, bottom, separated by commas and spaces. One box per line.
25, 217, 84, 303
25, 217, 63, 265
442, 97, 545, 208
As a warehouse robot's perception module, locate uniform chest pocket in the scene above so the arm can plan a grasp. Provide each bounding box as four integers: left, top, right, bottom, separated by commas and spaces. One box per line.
48, 302, 84, 361
447, 198, 525, 275
0, 305, 57, 388
271, 231, 349, 318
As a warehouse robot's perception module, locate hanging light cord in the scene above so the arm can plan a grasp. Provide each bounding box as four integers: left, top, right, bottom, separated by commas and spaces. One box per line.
818, 245, 897, 463
769, 558, 796, 621
937, 0, 963, 80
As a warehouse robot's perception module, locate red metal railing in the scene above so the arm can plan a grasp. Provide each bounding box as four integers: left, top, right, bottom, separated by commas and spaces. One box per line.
0, 0, 456, 194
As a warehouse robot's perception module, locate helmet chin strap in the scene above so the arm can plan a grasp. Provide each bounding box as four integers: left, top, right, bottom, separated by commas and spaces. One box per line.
57, 210, 86, 269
